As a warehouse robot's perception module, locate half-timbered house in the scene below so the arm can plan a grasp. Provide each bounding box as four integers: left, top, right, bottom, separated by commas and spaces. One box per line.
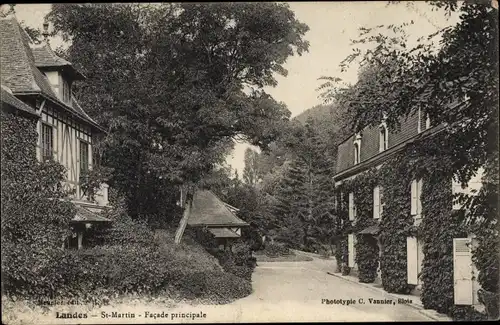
1, 15, 111, 248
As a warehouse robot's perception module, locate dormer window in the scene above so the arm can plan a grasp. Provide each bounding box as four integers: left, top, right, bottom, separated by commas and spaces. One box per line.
379, 123, 389, 152
418, 108, 431, 133
62, 78, 72, 104
379, 112, 389, 152
353, 133, 362, 165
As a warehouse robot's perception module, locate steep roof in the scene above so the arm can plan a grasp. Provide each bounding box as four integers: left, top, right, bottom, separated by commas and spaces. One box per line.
188, 190, 249, 227
31, 44, 85, 80
31, 44, 72, 67
0, 15, 102, 131
0, 15, 46, 94
1, 85, 39, 117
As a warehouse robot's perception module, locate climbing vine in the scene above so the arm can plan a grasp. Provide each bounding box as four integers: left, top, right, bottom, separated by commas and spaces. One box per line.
343, 169, 380, 283
333, 128, 496, 320
377, 157, 416, 294
339, 170, 379, 283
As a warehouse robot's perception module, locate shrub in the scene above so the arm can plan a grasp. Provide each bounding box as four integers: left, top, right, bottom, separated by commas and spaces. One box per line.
92, 198, 154, 247
1, 111, 75, 300
448, 305, 487, 321
261, 242, 292, 257
204, 271, 253, 303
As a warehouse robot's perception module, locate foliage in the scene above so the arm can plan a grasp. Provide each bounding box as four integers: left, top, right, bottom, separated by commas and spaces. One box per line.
243, 148, 262, 186
47, 3, 308, 221
320, 1, 498, 320
79, 166, 113, 202
1, 111, 76, 299
339, 169, 381, 284
448, 305, 487, 321
269, 118, 336, 251
260, 242, 293, 257
88, 198, 155, 247
377, 159, 416, 294
187, 228, 257, 282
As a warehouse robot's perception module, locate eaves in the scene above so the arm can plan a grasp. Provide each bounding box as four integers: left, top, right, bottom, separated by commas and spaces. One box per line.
333, 124, 447, 182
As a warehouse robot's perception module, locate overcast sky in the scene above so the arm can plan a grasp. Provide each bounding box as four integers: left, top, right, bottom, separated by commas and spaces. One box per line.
6, 2, 459, 176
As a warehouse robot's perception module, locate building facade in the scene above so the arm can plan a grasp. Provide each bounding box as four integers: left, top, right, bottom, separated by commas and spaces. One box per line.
334, 107, 484, 309
1, 15, 111, 248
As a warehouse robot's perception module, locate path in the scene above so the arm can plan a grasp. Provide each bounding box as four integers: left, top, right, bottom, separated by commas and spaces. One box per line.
226, 255, 436, 322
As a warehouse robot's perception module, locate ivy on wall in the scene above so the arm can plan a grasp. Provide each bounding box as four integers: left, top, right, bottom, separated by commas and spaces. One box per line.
333, 132, 497, 320
377, 156, 416, 294
333, 191, 351, 275
342, 169, 380, 283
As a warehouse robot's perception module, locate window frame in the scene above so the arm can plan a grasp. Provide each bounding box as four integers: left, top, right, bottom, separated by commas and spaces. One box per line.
40, 122, 54, 162
79, 139, 90, 176
411, 178, 423, 219
373, 185, 383, 219
418, 108, 431, 133
379, 123, 389, 152
353, 133, 362, 165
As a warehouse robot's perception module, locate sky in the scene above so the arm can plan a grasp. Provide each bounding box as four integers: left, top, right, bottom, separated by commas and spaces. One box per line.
4, 2, 460, 176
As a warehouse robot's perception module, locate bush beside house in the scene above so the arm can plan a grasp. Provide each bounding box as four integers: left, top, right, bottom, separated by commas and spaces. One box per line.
1, 111, 253, 306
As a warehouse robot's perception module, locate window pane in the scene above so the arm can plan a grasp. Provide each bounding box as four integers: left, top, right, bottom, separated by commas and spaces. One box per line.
80, 141, 89, 174
41, 124, 53, 161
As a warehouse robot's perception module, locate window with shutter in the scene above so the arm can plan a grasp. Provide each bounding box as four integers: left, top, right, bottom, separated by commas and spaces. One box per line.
411, 179, 417, 215
373, 186, 380, 219
380, 186, 384, 218
348, 234, 356, 267
416, 179, 423, 218
348, 192, 355, 221
407, 236, 418, 285
453, 238, 473, 305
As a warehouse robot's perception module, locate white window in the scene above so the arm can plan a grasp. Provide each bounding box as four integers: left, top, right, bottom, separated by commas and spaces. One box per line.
348, 192, 356, 221
354, 143, 360, 164
407, 236, 418, 285
62, 78, 71, 104
417, 108, 431, 133
353, 133, 362, 165
411, 179, 423, 219
373, 186, 383, 219
379, 124, 389, 152
453, 238, 473, 305
348, 233, 356, 267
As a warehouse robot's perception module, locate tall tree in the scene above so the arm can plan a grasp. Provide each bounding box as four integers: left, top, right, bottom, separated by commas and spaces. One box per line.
47, 3, 309, 220
243, 148, 261, 186
269, 117, 335, 251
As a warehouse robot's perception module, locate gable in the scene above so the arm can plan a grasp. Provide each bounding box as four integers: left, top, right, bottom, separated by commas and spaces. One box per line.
0, 16, 104, 133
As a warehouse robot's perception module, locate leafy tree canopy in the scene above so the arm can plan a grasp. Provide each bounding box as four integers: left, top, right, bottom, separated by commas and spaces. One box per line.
47, 3, 309, 217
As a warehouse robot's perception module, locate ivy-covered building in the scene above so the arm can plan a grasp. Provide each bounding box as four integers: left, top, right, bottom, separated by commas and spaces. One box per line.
333, 106, 486, 313
1, 15, 111, 248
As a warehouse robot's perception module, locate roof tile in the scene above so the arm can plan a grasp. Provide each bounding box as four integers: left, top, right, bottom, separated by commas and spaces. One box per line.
188, 190, 249, 227
1, 85, 38, 116
0, 16, 102, 130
